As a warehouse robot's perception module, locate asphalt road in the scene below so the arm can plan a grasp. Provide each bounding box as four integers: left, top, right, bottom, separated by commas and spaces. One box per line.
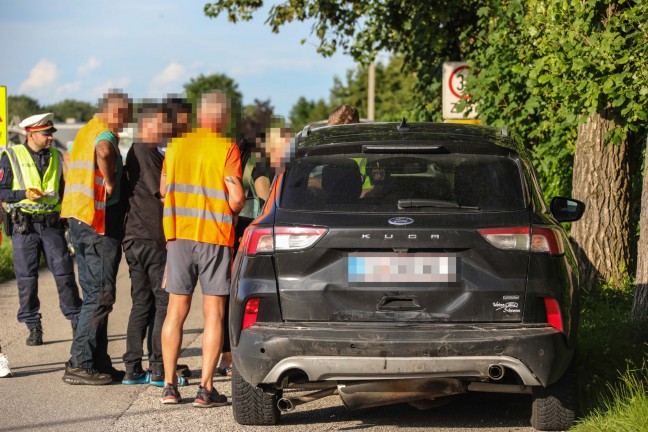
0, 257, 535, 432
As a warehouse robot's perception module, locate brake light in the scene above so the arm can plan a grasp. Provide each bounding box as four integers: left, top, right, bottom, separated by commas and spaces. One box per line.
544, 297, 564, 332
242, 228, 273, 255
274, 226, 328, 251
478, 226, 563, 255
242, 297, 260, 330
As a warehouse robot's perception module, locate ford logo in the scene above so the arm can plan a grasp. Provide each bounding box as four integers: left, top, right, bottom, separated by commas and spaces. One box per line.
388, 217, 414, 226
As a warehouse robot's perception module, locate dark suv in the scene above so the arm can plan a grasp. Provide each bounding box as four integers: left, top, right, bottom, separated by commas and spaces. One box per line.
229, 122, 585, 431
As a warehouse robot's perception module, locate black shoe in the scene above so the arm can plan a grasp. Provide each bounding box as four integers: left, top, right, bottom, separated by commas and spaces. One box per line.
161, 384, 181, 404
100, 366, 125, 382
192, 386, 229, 408
122, 370, 149, 384
26, 327, 43, 346
62, 362, 112, 385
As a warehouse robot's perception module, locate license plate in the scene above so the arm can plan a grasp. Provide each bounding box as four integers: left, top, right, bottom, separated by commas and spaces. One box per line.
348, 253, 459, 283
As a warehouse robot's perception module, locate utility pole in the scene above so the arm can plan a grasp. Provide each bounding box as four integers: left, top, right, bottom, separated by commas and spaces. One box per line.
367, 61, 375, 121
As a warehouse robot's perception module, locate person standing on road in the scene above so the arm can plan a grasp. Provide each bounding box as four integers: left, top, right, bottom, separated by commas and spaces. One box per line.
160, 91, 245, 406
121, 103, 175, 384
60, 91, 131, 385
0, 113, 81, 346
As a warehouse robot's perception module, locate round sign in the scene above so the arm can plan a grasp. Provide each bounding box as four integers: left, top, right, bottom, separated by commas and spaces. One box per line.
448, 65, 471, 100
388, 217, 414, 226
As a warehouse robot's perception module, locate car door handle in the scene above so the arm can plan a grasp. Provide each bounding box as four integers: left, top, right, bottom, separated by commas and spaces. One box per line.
377, 296, 424, 311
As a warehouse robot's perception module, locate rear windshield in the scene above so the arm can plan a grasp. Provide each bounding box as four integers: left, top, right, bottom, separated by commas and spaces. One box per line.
280, 153, 526, 212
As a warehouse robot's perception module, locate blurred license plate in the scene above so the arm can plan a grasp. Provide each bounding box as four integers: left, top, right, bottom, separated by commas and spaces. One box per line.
348, 253, 459, 283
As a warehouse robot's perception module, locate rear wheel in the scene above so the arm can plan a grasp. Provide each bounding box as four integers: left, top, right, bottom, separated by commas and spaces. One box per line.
530, 364, 577, 431
231, 364, 281, 425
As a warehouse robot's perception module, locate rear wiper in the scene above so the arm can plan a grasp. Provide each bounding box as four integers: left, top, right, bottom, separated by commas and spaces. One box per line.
397, 199, 480, 210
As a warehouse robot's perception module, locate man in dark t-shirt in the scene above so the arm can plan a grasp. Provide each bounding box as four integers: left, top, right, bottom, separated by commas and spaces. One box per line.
121, 103, 175, 384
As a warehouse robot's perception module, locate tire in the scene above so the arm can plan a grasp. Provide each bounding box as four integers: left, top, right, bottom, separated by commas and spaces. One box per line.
530, 364, 578, 431
231, 364, 281, 425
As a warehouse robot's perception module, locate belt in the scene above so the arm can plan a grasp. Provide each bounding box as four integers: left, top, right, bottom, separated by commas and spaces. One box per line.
21, 212, 61, 224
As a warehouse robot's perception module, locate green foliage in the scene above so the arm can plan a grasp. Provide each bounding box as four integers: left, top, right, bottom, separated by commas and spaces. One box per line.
573, 361, 648, 432
0, 232, 14, 283
288, 96, 331, 132
578, 278, 648, 414
240, 99, 275, 141
7, 95, 41, 122
44, 99, 95, 123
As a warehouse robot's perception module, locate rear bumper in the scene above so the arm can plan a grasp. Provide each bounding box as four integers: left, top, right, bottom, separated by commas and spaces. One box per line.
233, 323, 572, 388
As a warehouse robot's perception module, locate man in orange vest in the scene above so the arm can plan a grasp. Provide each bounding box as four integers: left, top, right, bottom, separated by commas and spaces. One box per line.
60, 91, 131, 385
159, 91, 245, 406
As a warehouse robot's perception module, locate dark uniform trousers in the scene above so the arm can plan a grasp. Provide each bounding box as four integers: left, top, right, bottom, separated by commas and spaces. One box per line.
12, 220, 81, 329
69, 219, 122, 369
122, 241, 168, 373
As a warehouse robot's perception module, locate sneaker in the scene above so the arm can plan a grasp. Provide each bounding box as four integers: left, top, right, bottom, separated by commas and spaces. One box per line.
151, 374, 187, 388
99, 366, 126, 383
161, 384, 181, 404
0, 354, 12, 378
62, 362, 112, 385
192, 386, 229, 408
122, 370, 149, 384
150, 364, 189, 387
26, 327, 43, 346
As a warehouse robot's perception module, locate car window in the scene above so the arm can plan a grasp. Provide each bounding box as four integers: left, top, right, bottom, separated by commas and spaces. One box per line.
280, 153, 526, 212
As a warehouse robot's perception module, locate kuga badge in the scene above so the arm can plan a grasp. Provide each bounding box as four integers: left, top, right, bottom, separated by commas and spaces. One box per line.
388, 217, 414, 226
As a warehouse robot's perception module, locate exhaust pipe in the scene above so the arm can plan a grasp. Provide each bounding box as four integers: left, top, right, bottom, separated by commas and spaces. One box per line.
277, 387, 338, 413
487, 364, 505, 381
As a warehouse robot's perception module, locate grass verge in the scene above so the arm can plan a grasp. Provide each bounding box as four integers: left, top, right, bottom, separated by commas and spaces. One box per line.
574, 280, 648, 431
0, 229, 14, 282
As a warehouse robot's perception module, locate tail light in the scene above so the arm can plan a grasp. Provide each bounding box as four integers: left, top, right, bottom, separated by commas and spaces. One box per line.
242, 297, 260, 330
543, 297, 564, 332
242, 226, 328, 256
478, 226, 564, 255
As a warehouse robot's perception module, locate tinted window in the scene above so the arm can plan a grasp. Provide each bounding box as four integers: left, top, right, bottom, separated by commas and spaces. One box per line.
280, 153, 526, 212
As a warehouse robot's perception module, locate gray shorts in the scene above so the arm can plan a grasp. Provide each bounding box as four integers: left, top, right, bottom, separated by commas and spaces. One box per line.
166, 239, 232, 296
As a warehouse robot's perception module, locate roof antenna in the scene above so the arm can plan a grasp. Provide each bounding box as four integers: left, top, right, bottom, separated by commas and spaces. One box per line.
397, 117, 410, 131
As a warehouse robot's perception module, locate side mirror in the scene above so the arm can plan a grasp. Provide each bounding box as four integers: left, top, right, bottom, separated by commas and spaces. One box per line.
550, 197, 585, 222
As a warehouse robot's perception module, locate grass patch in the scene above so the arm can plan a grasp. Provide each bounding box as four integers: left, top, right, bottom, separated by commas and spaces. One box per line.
0, 229, 14, 282
575, 280, 648, 431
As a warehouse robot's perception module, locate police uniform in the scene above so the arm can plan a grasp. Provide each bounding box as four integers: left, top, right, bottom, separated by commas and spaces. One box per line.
0, 113, 81, 346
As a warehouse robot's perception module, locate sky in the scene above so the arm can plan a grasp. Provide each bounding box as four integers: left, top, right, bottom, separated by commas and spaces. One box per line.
0, 0, 357, 119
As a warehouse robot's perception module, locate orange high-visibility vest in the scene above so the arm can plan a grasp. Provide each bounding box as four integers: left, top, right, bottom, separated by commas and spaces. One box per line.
163, 128, 241, 246
60, 117, 109, 234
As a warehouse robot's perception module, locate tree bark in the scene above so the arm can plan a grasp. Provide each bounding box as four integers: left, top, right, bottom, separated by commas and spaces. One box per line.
570, 111, 632, 291
631, 136, 648, 322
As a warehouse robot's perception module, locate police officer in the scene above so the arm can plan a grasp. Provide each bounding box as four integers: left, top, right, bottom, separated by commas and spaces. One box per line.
0, 113, 81, 346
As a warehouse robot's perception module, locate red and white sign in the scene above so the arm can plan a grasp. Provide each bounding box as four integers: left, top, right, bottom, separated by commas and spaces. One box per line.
442, 62, 478, 120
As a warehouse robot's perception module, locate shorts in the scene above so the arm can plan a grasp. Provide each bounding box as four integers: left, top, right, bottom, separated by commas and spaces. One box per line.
166, 239, 232, 296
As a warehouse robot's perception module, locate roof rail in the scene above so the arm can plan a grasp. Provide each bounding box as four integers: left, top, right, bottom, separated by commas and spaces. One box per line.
301, 124, 311, 137
501, 126, 508, 137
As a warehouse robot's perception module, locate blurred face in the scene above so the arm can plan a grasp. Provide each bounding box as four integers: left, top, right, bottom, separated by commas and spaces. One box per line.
268, 128, 292, 169
106, 99, 131, 130
174, 112, 192, 137
28, 131, 54, 151
139, 112, 168, 145
197, 102, 228, 133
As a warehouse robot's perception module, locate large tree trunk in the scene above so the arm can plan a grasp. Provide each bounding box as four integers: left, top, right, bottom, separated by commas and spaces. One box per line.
570, 111, 632, 291
631, 136, 648, 322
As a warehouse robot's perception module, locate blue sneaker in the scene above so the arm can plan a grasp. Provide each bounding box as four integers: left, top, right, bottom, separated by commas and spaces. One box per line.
122, 370, 150, 385
151, 375, 187, 387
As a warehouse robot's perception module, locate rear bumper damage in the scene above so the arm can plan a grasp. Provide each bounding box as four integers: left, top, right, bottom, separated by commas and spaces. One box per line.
233, 323, 572, 389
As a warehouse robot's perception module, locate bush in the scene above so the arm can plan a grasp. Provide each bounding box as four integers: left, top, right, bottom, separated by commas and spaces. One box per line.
0, 231, 14, 282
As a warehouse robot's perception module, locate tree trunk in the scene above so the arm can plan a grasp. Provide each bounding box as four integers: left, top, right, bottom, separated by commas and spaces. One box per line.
570, 111, 632, 291
631, 136, 648, 322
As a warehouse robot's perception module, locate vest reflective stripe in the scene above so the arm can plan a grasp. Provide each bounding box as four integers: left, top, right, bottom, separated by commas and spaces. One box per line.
163, 206, 233, 224
162, 128, 239, 246
2, 145, 62, 214
60, 117, 109, 234
166, 183, 228, 201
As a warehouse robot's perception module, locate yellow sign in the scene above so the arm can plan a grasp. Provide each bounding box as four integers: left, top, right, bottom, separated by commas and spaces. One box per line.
0, 86, 7, 146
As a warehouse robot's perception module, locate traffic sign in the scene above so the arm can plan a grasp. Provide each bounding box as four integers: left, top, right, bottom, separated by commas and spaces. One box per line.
0, 86, 7, 146
442, 62, 478, 120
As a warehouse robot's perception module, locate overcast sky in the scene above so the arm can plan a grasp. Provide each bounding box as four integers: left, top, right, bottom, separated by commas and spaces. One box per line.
0, 0, 357, 118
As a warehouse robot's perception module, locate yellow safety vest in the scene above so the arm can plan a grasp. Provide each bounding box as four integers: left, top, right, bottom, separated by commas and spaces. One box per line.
60, 117, 109, 234
2, 145, 62, 214
163, 128, 240, 246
